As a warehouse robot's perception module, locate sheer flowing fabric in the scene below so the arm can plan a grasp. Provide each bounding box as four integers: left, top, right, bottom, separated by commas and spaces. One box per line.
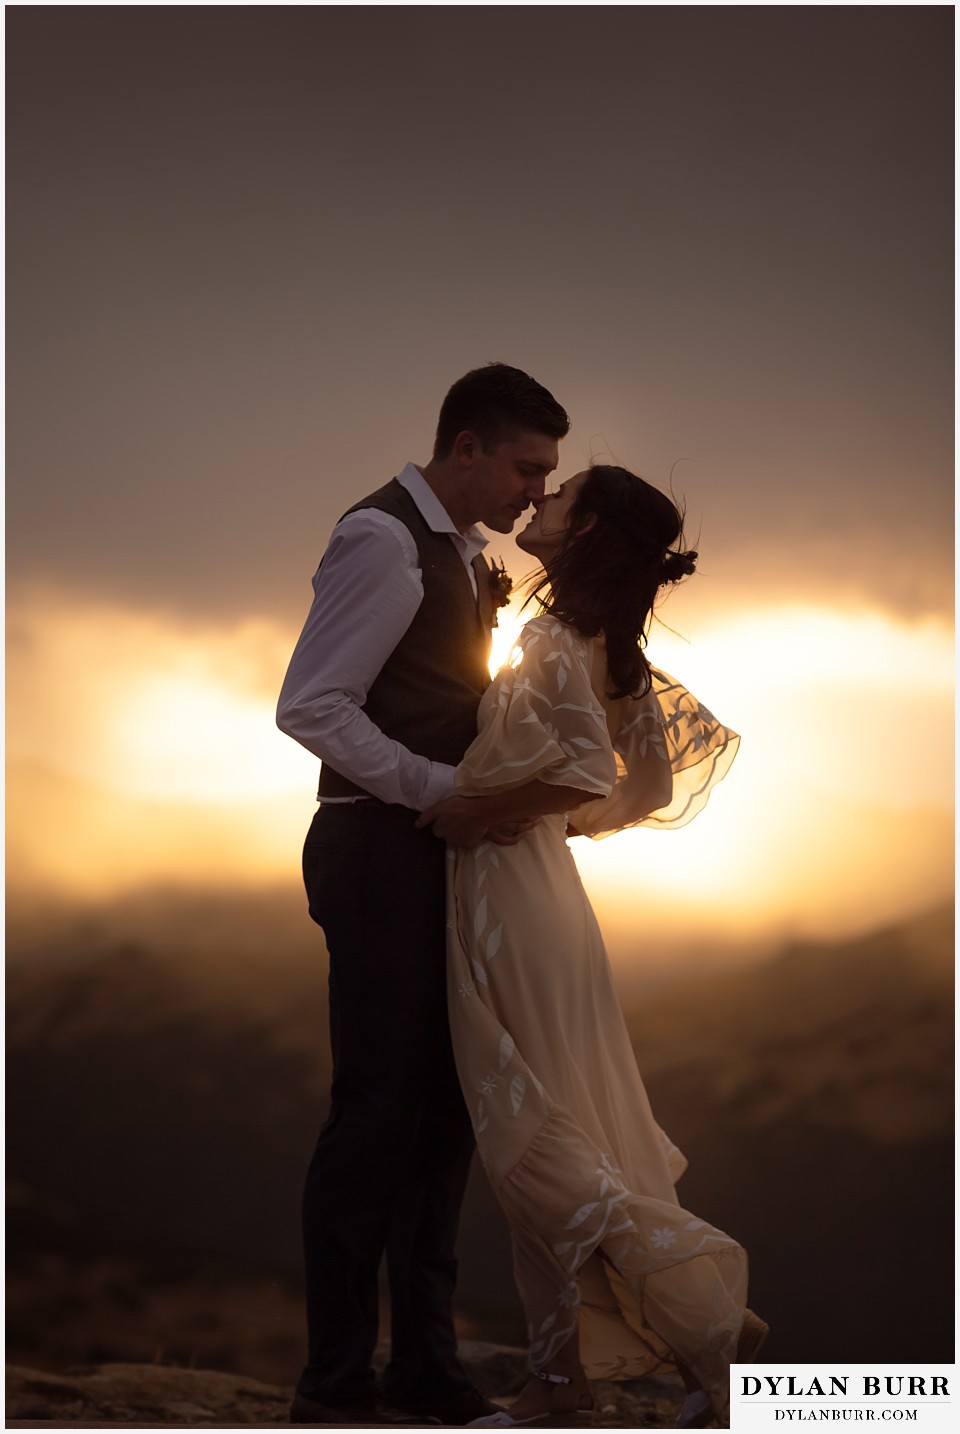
447, 618, 747, 1419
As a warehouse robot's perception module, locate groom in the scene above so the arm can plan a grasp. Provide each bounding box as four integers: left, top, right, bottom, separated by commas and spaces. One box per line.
277, 363, 569, 1425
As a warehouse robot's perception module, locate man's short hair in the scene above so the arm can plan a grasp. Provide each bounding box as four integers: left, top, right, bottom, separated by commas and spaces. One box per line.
433, 363, 570, 459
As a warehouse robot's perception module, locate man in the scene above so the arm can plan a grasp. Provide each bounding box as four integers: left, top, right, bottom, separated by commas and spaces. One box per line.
276, 363, 569, 1426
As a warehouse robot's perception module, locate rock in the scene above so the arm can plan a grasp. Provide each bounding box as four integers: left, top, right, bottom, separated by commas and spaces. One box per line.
6, 1345, 686, 1426
6, 1364, 289, 1425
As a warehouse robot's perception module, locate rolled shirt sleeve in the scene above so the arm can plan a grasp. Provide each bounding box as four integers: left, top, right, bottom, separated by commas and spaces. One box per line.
276, 509, 459, 810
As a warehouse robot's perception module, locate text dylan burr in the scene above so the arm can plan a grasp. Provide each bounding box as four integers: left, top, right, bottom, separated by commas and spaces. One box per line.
741, 1378, 950, 1398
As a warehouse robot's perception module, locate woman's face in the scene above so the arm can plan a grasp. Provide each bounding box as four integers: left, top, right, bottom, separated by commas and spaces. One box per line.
515, 470, 589, 562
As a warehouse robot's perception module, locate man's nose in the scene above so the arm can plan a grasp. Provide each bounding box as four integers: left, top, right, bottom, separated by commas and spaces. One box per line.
527, 476, 547, 501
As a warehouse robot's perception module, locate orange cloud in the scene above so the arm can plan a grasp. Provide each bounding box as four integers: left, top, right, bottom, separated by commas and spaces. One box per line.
5, 588, 953, 950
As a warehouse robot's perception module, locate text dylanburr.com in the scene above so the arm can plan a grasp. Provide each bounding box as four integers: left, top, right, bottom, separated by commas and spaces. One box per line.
730, 1366, 955, 1432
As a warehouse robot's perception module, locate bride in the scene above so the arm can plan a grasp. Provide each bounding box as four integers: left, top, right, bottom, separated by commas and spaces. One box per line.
418, 465, 766, 1427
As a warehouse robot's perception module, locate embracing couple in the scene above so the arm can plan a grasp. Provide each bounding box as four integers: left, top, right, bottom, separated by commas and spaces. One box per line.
277, 364, 765, 1429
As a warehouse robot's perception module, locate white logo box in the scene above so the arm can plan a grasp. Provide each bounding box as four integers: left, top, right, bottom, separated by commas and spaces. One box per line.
730, 1364, 956, 1433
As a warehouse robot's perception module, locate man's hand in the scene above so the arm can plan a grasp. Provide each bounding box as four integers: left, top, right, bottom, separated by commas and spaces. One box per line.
417, 779, 599, 849
416, 795, 509, 848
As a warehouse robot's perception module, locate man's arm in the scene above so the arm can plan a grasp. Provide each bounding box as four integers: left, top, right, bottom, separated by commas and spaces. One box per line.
416, 780, 602, 848
276, 511, 458, 810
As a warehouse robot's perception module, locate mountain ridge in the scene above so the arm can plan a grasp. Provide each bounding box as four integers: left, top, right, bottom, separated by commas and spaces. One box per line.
6, 900, 953, 1377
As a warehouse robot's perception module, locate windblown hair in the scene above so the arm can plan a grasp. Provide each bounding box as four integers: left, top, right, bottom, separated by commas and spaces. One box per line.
530, 465, 698, 699
433, 362, 570, 459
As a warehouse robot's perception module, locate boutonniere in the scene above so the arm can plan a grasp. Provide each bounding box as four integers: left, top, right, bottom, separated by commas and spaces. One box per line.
488, 558, 513, 628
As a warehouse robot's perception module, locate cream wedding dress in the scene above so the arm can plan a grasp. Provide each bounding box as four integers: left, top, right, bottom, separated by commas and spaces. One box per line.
447, 616, 747, 1419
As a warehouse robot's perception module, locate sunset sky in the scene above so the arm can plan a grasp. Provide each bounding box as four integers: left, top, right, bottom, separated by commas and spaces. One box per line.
5, 4, 953, 961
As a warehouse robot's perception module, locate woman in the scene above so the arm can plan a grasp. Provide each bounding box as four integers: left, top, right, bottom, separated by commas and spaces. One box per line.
420, 466, 765, 1428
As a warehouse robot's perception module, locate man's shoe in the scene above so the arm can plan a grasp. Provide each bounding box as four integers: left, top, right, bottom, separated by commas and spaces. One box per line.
385, 1385, 503, 1427
290, 1390, 437, 1426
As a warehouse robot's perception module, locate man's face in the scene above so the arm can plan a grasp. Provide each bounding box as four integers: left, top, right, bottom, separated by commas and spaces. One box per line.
463, 430, 560, 533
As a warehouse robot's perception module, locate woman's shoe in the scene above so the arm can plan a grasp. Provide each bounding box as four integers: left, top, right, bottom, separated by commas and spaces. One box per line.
467, 1370, 594, 1428
676, 1390, 714, 1428
673, 1311, 770, 1428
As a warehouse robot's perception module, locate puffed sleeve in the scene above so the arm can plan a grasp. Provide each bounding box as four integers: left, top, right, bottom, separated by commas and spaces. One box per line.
455, 617, 618, 798
570, 667, 740, 838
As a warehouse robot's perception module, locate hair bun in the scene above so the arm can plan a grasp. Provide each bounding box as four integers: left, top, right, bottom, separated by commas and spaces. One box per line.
661, 548, 698, 582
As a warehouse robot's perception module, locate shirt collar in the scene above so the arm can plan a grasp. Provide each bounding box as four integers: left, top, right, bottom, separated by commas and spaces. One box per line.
396, 462, 488, 562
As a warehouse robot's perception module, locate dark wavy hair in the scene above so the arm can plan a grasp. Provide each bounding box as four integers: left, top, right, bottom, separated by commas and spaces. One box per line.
433, 362, 570, 459
529, 465, 698, 698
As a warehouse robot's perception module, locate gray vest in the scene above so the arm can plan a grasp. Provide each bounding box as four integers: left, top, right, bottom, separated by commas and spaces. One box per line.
317, 478, 494, 800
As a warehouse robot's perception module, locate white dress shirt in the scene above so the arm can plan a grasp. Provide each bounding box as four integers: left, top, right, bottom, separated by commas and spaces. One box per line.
277, 463, 489, 810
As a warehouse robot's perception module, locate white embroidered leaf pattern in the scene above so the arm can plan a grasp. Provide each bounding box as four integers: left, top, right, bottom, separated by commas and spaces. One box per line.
509, 1073, 526, 1115
553, 1242, 573, 1256
471, 959, 488, 987
486, 923, 502, 959
539, 1313, 557, 1335
498, 1033, 515, 1070
565, 1202, 599, 1229
473, 896, 487, 936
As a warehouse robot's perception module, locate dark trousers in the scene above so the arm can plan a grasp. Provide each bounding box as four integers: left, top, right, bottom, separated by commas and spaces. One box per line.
298, 801, 476, 1403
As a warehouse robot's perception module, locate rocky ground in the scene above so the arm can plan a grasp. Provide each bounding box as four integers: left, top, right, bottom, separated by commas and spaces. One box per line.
6, 1342, 685, 1427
